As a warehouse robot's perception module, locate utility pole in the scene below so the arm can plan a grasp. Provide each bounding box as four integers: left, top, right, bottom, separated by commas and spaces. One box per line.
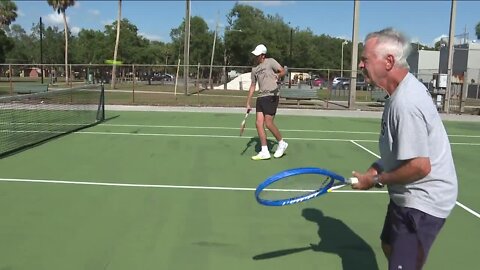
348, 0, 360, 109
184, 0, 191, 95
444, 0, 456, 113
289, 23, 293, 88
209, 13, 219, 90
40, 17, 44, 84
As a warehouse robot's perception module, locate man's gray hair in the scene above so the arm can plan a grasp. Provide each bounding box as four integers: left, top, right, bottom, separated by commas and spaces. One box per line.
365, 28, 411, 69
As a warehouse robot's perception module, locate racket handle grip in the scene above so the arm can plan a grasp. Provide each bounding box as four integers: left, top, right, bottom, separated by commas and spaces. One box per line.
346, 177, 358, 185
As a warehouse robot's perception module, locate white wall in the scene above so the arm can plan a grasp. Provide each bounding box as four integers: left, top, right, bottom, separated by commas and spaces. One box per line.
416, 50, 440, 82
418, 50, 440, 70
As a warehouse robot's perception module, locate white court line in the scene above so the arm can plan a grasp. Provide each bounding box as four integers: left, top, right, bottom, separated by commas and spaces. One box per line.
100, 123, 480, 138
77, 131, 379, 143
102, 124, 379, 135
73, 131, 480, 146
0, 177, 385, 193
456, 202, 480, 218
350, 140, 381, 158
350, 140, 480, 219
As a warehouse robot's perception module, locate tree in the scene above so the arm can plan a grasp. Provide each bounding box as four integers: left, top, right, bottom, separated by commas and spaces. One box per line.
476, 21, 480, 40
226, 4, 293, 67
0, 0, 17, 62
0, 29, 13, 63
4, 24, 36, 63
104, 19, 149, 63
226, 3, 269, 66
40, 25, 65, 64
0, 0, 17, 28
47, 0, 75, 84
170, 16, 215, 67
111, 0, 122, 89
70, 29, 108, 64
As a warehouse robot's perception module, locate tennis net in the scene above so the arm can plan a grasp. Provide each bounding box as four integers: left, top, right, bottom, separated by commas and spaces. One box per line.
0, 84, 105, 157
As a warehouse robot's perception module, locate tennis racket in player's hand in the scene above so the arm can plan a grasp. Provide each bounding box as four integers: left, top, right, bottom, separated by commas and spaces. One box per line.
239, 108, 252, 136
255, 167, 359, 206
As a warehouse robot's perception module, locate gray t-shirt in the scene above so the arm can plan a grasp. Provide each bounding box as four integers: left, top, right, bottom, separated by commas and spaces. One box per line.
251, 58, 282, 97
378, 72, 458, 218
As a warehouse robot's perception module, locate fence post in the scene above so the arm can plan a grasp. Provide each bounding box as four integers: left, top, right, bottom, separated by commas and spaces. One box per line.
224, 64, 227, 91
132, 64, 135, 104
174, 59, 181, 99
9, 65, 13, 95
459, 71, 467, 113
196, 63, 201, 105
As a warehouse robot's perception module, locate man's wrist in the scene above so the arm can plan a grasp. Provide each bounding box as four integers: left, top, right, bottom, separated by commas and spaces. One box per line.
373, 174, 384, 188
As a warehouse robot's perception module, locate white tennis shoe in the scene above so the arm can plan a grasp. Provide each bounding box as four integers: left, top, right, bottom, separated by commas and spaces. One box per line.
274, 141, 288, 158
251, 151, 271, 160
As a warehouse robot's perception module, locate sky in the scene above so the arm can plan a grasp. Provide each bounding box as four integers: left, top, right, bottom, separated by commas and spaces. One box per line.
11, 0, 480, 46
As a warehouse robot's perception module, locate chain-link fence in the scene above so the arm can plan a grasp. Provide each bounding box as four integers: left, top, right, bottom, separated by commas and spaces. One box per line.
1, 63, 479, 113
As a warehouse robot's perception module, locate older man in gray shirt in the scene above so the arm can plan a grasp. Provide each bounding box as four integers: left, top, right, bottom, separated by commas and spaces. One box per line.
352, 28, 458, 270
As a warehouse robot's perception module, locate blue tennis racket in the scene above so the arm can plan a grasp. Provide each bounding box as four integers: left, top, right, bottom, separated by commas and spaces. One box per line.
255, 167, 358, 206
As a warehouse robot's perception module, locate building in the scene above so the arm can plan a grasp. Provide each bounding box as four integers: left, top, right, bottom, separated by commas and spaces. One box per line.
439, 41, 480, 84
408, 49, 440, 83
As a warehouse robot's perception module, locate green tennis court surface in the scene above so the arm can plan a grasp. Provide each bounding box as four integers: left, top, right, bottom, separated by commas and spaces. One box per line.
0, 110, 478, 270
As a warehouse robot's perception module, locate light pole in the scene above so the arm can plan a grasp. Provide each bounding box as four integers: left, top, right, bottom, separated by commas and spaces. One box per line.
341, 40, 348, 77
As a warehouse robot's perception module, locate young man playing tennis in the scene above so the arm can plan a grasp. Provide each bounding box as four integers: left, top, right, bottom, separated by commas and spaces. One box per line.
351, 28, 458, 270
246, 44, 288, 160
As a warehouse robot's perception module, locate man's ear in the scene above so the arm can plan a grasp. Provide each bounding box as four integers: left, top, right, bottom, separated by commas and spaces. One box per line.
386, 55, 395, 70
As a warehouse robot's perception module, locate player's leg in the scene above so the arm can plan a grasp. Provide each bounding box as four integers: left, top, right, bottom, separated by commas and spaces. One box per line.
262, 95, 288, 158
256, 111, 268, 147
380, 201, 394, 260
384, 201, 446, 270
252, 97, 270, 160
264, 114, 281, 141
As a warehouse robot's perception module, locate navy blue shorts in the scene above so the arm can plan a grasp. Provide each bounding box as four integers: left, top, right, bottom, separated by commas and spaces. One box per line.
256, 95, 279, 116
381, 200, 446, 270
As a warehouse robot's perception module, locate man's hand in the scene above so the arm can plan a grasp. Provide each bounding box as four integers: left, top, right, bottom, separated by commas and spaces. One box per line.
351, 171, 377, 190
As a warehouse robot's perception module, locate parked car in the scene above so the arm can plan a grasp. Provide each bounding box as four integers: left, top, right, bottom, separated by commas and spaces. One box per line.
312, 77, 325, 87
151, 73, 174, 81
331, 77, 349, 89
338, 78, 374, 91
306, 76, 325, 87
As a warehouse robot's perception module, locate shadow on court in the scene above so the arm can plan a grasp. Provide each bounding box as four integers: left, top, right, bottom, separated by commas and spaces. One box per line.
253, 208, 379, 270
240, 137, 277, 155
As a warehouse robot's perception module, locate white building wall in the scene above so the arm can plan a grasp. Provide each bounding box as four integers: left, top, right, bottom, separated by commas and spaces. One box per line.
416, 50, 439, 82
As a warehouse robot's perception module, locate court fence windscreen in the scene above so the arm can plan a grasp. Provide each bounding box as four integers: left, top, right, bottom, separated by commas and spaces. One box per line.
0, 84, 105, 157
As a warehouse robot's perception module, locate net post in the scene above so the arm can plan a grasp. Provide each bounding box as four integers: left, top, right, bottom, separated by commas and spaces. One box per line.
100, 82, 106, 121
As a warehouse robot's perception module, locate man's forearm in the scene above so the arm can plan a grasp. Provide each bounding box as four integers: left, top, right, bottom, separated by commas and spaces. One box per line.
246, 85, 255, 104
377, 157, 431, 185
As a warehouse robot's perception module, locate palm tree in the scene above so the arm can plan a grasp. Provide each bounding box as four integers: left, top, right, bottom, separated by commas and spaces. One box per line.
47, 0, 75, 85
111, 0, 122, 89
0, 0, 17, 28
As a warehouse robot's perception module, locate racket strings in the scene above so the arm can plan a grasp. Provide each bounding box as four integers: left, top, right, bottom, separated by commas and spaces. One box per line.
257, 173, 333, 201
321, 176, 332, 188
